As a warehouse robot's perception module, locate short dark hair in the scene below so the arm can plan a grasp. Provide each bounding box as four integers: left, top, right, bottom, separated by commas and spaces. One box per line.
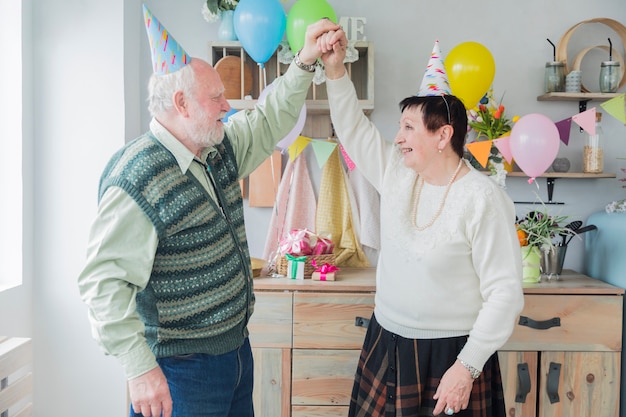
399, 95, 468, 158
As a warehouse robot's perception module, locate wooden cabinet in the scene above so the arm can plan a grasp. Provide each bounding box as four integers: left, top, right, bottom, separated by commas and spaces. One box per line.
209, 41, 374, 115
249, 269, 623, 417
499, 271, 624, 417
249, 268, 376, 417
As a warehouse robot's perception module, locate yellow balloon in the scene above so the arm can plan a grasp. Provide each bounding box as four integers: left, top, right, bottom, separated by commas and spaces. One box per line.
444, 42, 496, 109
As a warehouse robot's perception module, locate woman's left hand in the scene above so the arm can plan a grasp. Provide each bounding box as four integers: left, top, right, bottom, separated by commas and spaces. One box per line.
432, 360, 474, 415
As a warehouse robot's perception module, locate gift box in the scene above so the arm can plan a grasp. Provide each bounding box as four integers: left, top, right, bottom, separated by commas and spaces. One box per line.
285, 254, 306, 280
311, 259, 339, 281
277, 253, 336, 278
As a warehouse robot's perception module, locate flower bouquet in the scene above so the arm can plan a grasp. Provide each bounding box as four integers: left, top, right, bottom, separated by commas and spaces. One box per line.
466, 89, 518, 187
201, 0, 238, 23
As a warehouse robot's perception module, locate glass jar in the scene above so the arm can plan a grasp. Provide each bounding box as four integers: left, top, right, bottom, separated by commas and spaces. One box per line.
583, 112, 603, 173
599, 61, 620, 93
544, 61, 565, 93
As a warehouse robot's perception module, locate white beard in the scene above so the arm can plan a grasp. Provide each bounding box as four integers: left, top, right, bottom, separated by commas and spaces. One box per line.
185, 100, 224, 148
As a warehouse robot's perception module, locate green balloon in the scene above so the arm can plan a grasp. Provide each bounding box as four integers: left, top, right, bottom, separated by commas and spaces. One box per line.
286, 0, 337, 53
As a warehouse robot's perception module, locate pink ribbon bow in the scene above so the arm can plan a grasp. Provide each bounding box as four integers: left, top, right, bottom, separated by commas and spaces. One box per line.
311, 259, 339, 281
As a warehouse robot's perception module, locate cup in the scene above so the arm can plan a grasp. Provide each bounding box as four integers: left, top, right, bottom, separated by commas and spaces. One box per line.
565, 70, 582, 93
600, 61, 620, 93
541, 245, 568, 281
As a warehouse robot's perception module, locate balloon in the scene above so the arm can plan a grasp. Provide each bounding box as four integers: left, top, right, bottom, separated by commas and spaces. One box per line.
258, 82, 307, 149
286, 0, 337, 53
509, 114, 560, 180
233, 0, 286, 65
444, 42, 496, 109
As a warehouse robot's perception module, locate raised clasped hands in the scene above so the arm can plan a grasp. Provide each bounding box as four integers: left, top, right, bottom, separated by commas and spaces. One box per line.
299, 18, 348, 80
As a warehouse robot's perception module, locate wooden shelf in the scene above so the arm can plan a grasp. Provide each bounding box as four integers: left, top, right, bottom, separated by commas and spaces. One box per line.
537, 92, 622, 112
507, 172, 616, 204
209, 41, 374, 115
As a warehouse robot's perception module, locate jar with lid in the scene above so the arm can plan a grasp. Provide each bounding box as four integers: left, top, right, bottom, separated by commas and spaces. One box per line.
544, 61, 565, 93
583, 112, 604, 173
599, 61, 620, 93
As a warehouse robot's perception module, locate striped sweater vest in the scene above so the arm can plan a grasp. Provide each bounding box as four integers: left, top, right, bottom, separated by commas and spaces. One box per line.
99, 134, 254, 357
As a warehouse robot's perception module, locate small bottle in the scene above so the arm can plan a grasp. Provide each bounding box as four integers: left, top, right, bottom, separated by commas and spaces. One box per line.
599, 61, 620, 93
544, 61, 565, 93
583, 112, 604, 173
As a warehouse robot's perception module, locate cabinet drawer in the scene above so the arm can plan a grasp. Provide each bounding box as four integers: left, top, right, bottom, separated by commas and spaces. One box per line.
292, 406, 349, 416
293, 293, 374, 349
502, 294, 622, 352
249, 292, 293, 348
292, 349, 360, 406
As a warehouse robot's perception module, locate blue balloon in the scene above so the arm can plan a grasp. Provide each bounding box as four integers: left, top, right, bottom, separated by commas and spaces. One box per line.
233, 0, 286, 66
222, 108, 238, 123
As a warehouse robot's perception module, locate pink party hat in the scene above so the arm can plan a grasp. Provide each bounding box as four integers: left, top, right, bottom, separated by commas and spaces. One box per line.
417, 40, 451, 96
143, 4, 190, 75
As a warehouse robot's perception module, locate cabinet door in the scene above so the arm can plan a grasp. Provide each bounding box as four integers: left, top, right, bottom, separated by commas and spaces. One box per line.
253, 347, 291, 417
538, 351, 620, 417
293, 293, 374, 349
499, 351, 539, 417
291, 349, 360, 406
249, 292, 293, 348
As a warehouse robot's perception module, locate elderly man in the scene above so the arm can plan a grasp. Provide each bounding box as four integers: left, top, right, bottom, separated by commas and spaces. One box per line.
78, 7, 344, 417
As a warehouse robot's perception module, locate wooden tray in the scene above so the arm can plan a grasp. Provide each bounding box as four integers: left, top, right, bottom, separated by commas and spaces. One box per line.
214, 55, 253, 99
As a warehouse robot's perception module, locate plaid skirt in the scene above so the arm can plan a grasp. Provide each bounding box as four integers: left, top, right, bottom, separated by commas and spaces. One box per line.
349, 314, 506, 417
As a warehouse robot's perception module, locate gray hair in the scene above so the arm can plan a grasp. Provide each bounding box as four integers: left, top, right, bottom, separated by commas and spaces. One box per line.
147, 63, 196, 117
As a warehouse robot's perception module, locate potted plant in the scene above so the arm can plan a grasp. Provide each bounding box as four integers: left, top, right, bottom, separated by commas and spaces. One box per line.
516, 208, 576, 282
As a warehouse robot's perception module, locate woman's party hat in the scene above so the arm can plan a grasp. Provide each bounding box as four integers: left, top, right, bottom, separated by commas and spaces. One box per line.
143, 4, 190, 75
417, 40, 451, 96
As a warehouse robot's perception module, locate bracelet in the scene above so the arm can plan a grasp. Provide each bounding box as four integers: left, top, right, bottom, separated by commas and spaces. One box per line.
294, 50, 317, 73
459, 359, 481, 379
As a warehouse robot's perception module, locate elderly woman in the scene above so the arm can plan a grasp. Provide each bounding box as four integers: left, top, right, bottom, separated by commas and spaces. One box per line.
317, 28, 524, 417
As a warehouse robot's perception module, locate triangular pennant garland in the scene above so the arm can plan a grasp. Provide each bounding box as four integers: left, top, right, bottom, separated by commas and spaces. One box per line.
310, 140, 338, 169
555, 118, 572, 145
572, 107, 596, 135
287, 135, 311, 161
466, 140, 493, 168
600, 94, 626, 124
339, 144, 356, 172
492, 135, 513, 163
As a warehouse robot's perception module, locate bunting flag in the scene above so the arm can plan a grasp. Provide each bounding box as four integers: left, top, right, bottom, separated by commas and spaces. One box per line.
466, 140, 493, 168
339, 144, 356, 172
310, 139, 337, 169
600, 94, 626, 124
555, 118, 573, 145
492, 135, 513, 163
287, 135, 311, 161
572, 107, 596, 135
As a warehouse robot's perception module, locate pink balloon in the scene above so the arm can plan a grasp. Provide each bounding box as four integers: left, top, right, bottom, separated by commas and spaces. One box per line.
509, 114, 560, 180
258, 82, 307, 150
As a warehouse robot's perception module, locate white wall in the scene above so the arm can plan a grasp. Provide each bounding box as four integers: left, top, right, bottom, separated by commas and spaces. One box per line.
12, 1, 626, 416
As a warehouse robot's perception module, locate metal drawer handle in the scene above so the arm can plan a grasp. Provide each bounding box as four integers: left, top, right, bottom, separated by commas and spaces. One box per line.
515, 363, 531, 403
518, 315, 561, 330
355, 316, 370, 328
547, 362, 561, 403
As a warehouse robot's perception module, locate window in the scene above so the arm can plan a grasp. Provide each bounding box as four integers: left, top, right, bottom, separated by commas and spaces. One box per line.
0, 0, 23, 291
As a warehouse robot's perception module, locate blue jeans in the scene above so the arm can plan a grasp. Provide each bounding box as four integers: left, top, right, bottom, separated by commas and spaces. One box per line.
130, 338, 254, 417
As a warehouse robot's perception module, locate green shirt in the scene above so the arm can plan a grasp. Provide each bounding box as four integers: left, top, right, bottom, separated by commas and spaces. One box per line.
78, 62, 313, 379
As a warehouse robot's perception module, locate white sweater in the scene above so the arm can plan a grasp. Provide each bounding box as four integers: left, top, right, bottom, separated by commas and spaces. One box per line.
326, 73, 524, 370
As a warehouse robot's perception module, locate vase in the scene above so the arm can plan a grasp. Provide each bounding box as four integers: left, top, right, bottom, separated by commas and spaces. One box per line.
217, 10, 237, 41
521, 245, 541, 283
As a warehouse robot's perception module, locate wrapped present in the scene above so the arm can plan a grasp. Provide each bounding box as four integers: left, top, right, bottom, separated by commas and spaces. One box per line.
286, 253, 306, 280
311, 259, 339, 281
278, 229, 314, 256
277, 253, 336, 277
312, 234, 334, 255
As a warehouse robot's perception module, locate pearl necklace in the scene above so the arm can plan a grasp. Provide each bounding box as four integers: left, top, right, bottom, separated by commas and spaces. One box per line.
411, 159, 464, 231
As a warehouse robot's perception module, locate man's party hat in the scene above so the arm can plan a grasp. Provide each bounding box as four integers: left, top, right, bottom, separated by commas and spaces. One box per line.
143, 4, 190, 75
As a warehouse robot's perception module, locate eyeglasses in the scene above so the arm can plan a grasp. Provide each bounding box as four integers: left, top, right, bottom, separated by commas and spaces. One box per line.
441, 95, 451, 125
